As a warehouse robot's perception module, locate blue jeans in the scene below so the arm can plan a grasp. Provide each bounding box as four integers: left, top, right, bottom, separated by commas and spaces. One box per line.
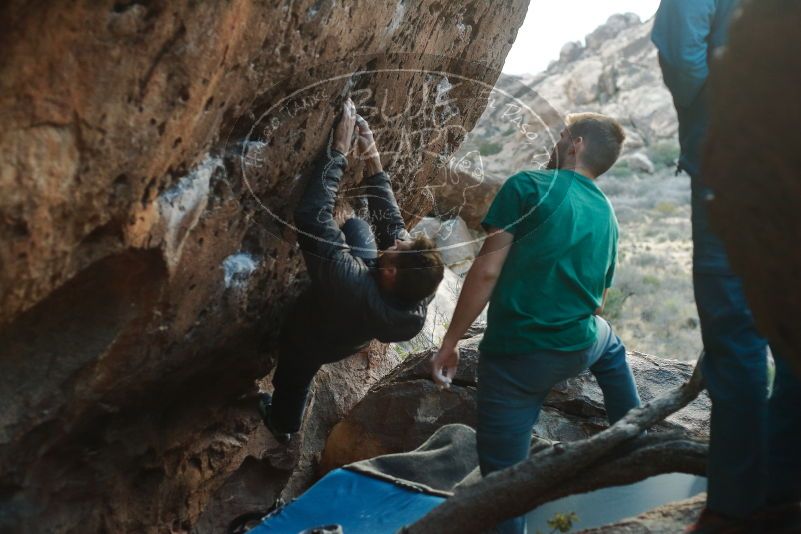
691, 175, 801, 517
476, 316, 641, 534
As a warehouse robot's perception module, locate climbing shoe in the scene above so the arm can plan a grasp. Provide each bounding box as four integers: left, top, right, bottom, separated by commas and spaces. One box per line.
257, 393, 291, 445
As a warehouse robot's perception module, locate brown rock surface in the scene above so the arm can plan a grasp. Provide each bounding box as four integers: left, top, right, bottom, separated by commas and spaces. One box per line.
704, 0, 801, 376
0, 1, 528, 531
321, 330, 711, 471
429, 165, 505, 229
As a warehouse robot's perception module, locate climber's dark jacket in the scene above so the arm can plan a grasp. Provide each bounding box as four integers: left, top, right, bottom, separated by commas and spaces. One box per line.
282, 148, 430, 356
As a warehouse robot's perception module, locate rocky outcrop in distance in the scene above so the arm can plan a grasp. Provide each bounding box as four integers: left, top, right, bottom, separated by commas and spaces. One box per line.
434, 13, 679, 229
0, 1, 528, 531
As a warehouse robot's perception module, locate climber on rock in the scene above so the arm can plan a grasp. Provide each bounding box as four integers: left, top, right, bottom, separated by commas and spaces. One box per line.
431, 113, 642, 534
259, 98, 445, 445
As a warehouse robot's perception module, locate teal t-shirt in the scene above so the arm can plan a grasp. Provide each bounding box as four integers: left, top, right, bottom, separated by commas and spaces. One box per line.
479, 169, 618, 353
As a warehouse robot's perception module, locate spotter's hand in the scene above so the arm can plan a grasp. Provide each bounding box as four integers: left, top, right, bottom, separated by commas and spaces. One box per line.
430, 343, 460, 388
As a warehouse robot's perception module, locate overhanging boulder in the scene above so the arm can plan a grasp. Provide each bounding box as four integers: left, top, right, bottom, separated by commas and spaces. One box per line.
0, 1, 528, 531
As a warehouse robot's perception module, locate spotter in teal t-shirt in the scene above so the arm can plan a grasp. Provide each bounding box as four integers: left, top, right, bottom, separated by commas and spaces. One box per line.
479, 169, 618, 354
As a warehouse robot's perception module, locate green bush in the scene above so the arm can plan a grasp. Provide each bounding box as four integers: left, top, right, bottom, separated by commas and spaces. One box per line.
654, 201, 678, 216
643, 274, 661, 287
647, 141, 680, 168
603, 287, 630, 321
478, 141, 503, 156
608, 159, 634, 178
536, 511, 579, 534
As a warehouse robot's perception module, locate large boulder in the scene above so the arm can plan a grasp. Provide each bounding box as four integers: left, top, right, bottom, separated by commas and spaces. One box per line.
429, 163, 506, 230
585, 14, 642, 51
560, 41, 584, 64
0, 1, 529, 531
619, 152, 656, 175
321, 331, 711, 471
412, 216, 481, 273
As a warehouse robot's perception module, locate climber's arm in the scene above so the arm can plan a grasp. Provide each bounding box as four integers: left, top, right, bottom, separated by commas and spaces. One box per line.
430, 228, 513, 387
355, 116, 409, 250
293, 100, 367, 291
362, 169, 408, 251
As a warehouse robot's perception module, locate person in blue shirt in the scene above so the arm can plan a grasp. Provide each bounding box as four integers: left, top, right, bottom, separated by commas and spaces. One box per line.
653, 1, 801, 532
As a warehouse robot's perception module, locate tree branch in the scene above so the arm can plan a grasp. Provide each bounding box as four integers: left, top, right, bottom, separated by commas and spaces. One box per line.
401, 359, 705, 533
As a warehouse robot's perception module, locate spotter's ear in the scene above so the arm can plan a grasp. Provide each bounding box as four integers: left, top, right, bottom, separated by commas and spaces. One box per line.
570, 135, 584, 155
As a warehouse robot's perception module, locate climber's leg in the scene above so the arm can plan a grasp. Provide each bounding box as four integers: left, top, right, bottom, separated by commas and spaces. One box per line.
341, 216, 377, 264
270, 340, 323, 434
476, 353, 548, 475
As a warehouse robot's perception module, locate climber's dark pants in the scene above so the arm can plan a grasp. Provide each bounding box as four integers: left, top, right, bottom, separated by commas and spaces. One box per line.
271, 217, 377, 433
270, 339, 345, 433
690, 171, 801, 517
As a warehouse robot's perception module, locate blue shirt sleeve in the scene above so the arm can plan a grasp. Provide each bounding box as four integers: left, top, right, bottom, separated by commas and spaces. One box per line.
651, 0, 717, 107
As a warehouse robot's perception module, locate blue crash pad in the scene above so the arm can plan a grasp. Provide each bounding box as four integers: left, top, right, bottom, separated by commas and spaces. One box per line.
249, 468, 445, 534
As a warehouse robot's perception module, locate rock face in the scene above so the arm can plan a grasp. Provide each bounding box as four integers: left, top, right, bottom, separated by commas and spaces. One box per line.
579, 493, 706, 533
705, 0, 801, 376
0, 1, 528, 531
429, 164, 505, 230
321, 329, 710, 471
412, 216, 481, 273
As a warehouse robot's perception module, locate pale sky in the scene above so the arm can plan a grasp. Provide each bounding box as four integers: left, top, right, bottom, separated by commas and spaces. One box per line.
503, 0, 661, 75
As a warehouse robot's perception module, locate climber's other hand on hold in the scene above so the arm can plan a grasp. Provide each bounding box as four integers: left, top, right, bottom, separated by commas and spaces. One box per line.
332, 98, 357, 155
